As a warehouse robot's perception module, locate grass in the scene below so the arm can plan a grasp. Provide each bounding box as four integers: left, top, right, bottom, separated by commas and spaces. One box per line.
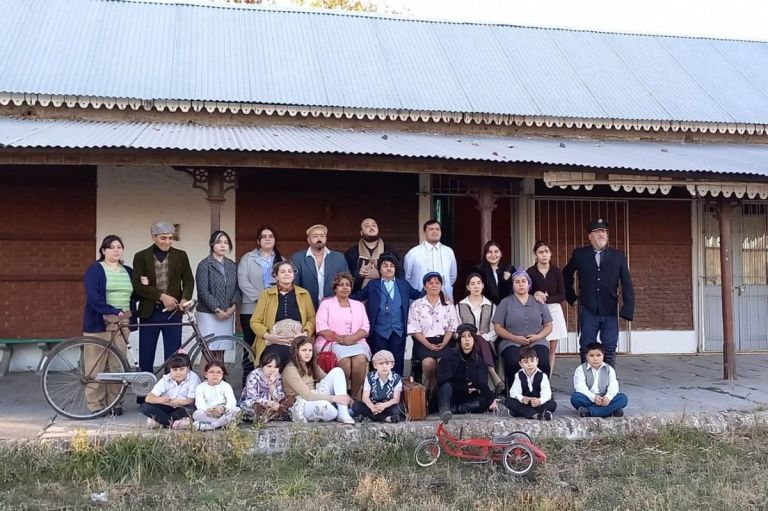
2, 423, 768, 510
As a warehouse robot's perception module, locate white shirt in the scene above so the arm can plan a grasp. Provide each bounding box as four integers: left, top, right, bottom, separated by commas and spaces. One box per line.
149, 371, 201, 400
403, 241, 457, 298
195, 380, 237, 411
306, 246, 331, 303
509, 368, 552, 404
572, 362, 619, 403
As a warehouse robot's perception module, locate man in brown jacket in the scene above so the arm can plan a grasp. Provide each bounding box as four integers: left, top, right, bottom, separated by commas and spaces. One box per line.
132, 222, 194, 390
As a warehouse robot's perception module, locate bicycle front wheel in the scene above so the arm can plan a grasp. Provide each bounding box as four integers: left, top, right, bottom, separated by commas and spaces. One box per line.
41, 336, 129, 420
189, 335, 256, 398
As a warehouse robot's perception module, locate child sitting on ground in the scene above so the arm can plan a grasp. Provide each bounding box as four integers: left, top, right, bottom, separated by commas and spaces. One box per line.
239, 352, 295, 422
193, 360, 241, 431
351, 350, 405, 423
140, 353, 200, 429
506, 347, 557, 421
571, 342, 629, 418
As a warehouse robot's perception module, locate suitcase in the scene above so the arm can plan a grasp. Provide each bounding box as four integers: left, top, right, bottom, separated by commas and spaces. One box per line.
401, 380, 427, 421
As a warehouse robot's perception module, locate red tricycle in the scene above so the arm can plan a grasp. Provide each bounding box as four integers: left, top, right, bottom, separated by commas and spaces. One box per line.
414, 420, 547, 476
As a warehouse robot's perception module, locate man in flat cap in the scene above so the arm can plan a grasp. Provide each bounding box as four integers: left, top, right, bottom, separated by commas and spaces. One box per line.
563, 219, 634, 367
132, 222, 194, 392
291, 224, 350, 309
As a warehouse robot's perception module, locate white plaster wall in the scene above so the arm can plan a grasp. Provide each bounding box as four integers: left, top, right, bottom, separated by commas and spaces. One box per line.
96, 165, 236, 366
629, 330, 697, 354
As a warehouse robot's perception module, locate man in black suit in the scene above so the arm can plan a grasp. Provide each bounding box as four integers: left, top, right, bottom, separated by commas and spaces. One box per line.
563, 219, 634, 366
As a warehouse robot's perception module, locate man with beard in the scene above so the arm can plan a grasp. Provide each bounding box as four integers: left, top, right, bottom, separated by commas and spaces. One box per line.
344, 218, 400, 292
291, 224, 350, 309
563, 219, 634, 367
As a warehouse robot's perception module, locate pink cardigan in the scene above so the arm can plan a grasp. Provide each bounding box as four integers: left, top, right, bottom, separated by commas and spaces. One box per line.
314, 296, 370, 352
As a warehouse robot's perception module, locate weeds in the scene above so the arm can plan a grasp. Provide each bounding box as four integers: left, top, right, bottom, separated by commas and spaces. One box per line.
1, 424, 768, 510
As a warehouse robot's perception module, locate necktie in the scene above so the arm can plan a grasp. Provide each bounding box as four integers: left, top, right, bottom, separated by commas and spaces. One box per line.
595, 250, 602, 267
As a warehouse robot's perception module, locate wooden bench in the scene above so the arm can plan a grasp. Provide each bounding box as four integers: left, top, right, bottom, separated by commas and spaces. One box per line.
0, 339, 65, 376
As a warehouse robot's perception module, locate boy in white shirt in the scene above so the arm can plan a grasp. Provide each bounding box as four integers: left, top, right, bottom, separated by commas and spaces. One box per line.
506, 347, 557, 421
140, 353, 200, 429
571, 342, 629, 418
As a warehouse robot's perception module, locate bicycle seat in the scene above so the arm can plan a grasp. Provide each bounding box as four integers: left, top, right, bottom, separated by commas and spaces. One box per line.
491, 434, 521, 445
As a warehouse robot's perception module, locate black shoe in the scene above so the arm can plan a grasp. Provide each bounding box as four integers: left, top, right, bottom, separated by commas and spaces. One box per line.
612, 409, 624, 418
542, 410, 553, 421
578, 407, 591, 418
110, 407, 123, 417
439, 410, 453, 423
533, 413, 542, 420
494, 381, 506, 396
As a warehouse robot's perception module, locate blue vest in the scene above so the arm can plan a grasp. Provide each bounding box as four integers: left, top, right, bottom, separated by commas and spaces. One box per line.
374, 282, 404, 338
367, 371, 402, 403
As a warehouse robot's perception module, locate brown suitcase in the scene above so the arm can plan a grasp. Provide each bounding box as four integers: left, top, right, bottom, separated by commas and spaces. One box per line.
401, 380, 427, 421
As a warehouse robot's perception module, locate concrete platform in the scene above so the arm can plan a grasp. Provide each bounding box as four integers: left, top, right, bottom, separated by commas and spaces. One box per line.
1, 353, 766, 443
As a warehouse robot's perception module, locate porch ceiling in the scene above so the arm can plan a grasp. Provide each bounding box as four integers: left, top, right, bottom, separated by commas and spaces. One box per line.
1, 116, 768, 177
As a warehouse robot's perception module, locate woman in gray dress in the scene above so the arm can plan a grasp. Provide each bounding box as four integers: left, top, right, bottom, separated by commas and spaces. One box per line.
492, 267, 553, 391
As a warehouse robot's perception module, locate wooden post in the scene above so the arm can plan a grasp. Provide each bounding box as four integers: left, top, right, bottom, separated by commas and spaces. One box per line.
182, 168, 237, 234
717, 197, 736, 380
472, 184, 498, 253
206, 168, 225, 232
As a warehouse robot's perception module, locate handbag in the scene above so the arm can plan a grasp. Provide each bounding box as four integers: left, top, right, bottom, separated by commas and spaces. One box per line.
317, 338, 338, 373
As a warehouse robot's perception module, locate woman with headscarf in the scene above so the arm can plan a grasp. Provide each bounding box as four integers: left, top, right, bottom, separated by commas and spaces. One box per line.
493, 267, 553, 390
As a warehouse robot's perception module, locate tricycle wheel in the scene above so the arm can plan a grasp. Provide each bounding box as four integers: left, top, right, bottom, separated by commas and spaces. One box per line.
414, 438, 442, 467
502, 443, 535, 476
506, 430, 533, 443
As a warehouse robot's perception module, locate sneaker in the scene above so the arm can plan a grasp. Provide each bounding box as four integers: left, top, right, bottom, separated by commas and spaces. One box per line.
171, 418, 191, 430
145, 417, 162, 430
110, 407, 123, 417
336, 413, 355, 425
194, 421, 214, 431
612, 409, 624, 418
542, 410, 553, 421
578, 407, 591, 418
440, 410, 453, 423
533, 413, 542, 420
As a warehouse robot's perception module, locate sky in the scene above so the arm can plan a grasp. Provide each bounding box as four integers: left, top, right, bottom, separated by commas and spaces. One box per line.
163, 0, 768, 42
379, 0, 768, 41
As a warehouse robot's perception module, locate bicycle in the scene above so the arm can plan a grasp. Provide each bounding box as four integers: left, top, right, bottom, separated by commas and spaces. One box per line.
40, 300, 256, 420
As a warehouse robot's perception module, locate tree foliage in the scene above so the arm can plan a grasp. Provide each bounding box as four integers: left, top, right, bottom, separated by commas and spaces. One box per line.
224, 0, 378, 12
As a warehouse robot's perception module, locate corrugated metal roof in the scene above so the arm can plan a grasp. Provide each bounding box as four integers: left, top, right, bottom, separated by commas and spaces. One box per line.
2, 0, 768, 125
2, 116, 767, 176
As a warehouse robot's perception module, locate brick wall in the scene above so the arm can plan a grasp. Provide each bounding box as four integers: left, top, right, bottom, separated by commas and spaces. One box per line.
236, 168, 419, 258
628, 200, 693, 330
0, 166, 97, 338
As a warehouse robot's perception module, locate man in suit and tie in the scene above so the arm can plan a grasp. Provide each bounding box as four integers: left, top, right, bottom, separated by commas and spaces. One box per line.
352, 251, 423, 376
131, 222, 195, 384
291, 224, 350, 309
563, 219, 634, 367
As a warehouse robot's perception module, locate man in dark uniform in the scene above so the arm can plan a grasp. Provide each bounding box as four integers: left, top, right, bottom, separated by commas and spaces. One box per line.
563, 219, 634, 366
